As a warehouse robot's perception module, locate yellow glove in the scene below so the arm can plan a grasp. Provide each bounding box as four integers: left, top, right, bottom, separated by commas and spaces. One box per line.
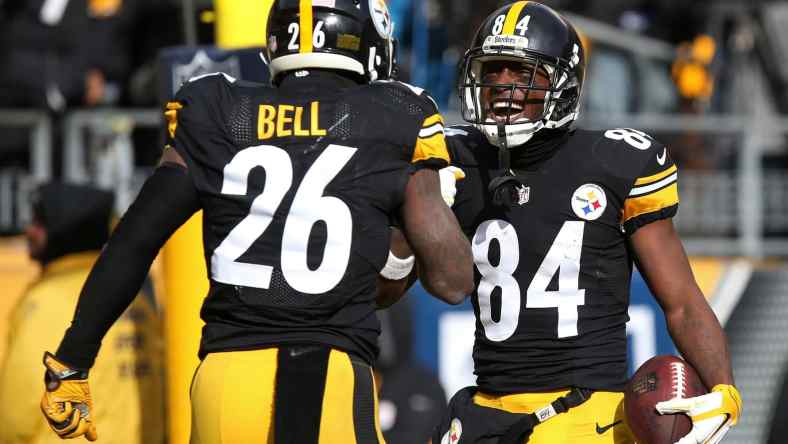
655, 384, 742, 444
40, 352, 98, 441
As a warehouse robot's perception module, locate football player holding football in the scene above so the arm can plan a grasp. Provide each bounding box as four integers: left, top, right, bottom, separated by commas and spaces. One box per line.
430, 2, 742, 443
39, 0, 473, 443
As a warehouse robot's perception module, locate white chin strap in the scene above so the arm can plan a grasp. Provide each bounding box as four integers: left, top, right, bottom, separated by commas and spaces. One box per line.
478, 120, 544, 149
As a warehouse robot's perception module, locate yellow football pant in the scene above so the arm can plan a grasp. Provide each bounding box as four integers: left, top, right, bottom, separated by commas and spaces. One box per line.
474, 389, 636, 444
190, 347, 386, 444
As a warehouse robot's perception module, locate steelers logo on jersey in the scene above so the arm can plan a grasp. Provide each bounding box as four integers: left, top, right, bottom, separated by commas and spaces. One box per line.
571, 184, 607, 221
369, 0, 393, 39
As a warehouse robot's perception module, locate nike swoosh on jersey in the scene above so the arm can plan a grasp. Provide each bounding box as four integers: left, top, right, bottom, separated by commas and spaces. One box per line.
657, 148, 667, 166
595, 420, 622, 434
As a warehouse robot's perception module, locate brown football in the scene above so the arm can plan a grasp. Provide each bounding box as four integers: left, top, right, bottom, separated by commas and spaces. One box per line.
624, 355, 707, 444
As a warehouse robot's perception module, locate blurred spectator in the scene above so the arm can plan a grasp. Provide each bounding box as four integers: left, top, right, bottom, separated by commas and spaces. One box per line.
672, 34, 716, 107
377, 297, 447, 444
0, 0, 169, 172
562, 0, 702, 45
0, 0, 143, 110
125, 0, 184, 107
0, 182, 164, 444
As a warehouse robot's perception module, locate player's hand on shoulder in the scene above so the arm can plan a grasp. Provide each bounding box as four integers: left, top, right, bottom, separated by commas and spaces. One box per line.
40, 352, 97, 441
438, 166, 465, 207
655, 384, 742, 444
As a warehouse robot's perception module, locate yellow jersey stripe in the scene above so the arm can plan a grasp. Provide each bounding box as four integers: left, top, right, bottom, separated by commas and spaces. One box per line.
413, 133, 450, 164
634, 164, 677, 186
622, 183, 679, 222
422, 113, 444, 128
629, 172, 677, 197
299, 0, 313, 54
419, 123, 444, 138
502, 1, 528, 36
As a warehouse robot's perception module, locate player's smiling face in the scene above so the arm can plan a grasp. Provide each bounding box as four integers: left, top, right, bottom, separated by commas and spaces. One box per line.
480, 59, 551, 124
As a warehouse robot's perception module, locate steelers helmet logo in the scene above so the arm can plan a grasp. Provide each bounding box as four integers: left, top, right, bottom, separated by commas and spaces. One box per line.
369, 0, 393, 39
571, 184, 607, 221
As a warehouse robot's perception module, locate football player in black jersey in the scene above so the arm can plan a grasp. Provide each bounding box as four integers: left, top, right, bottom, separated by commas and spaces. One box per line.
38, 1, 473, 443
429, 2, 742, 444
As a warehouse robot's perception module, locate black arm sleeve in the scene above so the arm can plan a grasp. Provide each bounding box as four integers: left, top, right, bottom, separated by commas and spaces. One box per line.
56, 163, 201, 369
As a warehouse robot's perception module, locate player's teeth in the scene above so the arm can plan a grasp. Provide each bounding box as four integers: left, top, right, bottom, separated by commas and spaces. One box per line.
493, 102, 523, 110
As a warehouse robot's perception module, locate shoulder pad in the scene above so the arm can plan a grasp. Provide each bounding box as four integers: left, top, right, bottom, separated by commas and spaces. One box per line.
589, 128, 669, 180
371, 80, 440, 115
598, 128, 663, 152
174, 72, 236, 103
445, 125, 493, 167
187, 72, 237, 84
445, 124, 479, 138
165, 72, 238, 144
373, 79, 426, 96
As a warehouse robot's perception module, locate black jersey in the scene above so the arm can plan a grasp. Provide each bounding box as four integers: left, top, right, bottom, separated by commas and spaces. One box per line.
165, 71, 449, 364
447, 125, 679, 393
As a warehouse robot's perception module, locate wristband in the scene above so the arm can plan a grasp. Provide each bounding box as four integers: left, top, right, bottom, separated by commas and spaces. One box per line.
380, 250, 415, 280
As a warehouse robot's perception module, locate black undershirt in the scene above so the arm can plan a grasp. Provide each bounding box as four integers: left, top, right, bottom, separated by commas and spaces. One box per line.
509, 129, 571, 174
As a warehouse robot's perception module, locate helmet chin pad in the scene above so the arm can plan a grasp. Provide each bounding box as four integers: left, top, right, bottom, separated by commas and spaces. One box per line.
478, 120, 543, 149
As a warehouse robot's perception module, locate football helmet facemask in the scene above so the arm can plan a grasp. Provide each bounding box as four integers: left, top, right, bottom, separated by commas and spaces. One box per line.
266, 0, 397, 83
458, 1, 585, 148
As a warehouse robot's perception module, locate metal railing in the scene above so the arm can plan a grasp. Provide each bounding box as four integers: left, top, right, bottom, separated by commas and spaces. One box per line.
0, 110, 53, 232
62, 109, 159, 182
3, 107, 788, 258
581, 113, 771, 258
446, 111, 787, 258
0, 110, 53, 182
62, 109, 160, 212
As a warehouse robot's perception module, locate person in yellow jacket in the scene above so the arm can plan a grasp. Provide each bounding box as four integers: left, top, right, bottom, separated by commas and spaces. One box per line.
0, 182, 164, 444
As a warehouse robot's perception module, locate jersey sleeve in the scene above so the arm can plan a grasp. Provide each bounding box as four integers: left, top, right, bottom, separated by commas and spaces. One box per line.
164, 74, 233, 170
163, 73, 236, 193
411, 111, 450, 170
621, 144, 679, 235
384, 82, 451, 171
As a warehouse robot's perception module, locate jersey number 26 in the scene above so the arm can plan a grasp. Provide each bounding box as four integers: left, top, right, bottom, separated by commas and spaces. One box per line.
211, 144, 356, 294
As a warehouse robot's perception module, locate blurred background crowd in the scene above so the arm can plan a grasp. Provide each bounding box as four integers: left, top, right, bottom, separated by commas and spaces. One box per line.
2, 1, 788, 443
1, 0, 785, 175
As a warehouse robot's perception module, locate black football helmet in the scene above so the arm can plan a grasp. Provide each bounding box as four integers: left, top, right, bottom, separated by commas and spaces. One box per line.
266, 0, 396, 83
458, 1, 585, 148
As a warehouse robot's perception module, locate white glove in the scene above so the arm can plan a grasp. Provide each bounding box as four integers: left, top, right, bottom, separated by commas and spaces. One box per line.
438, 166, 465, 207
655, 384, 742, 444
